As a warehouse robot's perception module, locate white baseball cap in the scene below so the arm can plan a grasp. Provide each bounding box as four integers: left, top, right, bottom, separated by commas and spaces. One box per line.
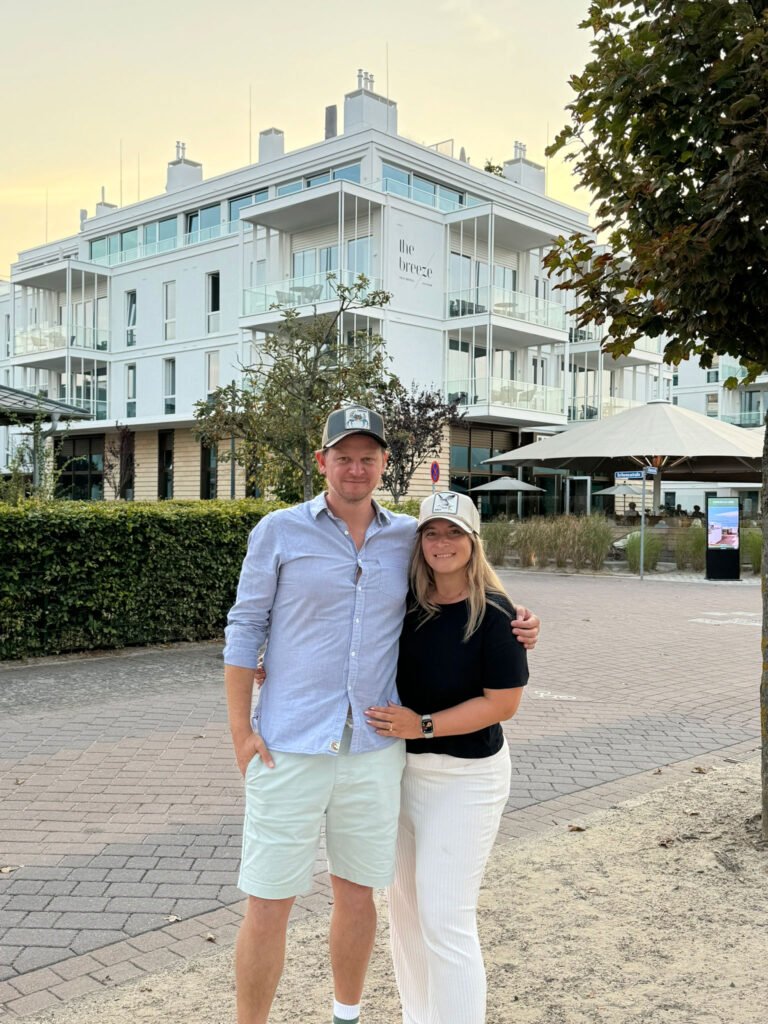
418, 492, 480, 535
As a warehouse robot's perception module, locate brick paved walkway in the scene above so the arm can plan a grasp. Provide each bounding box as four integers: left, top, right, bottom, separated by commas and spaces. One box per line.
0, 572, 762, 1017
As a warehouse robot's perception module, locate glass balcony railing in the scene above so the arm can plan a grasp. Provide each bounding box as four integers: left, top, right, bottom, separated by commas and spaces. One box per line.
721, 411, 763, 428
243, 271, 384, 316
446, 377, 565, 416
90, 222, 241, 268
720, 359, 749, 382
372, 178, 485, 213
568, 396, 645, 421
14, 324, 110, 355
446, 287, 568, 331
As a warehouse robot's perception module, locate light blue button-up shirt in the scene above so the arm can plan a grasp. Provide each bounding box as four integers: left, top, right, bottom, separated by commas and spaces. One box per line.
223, 494, 417, 756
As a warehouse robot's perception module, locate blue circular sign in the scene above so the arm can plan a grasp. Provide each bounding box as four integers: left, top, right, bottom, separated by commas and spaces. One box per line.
430, 461, 440, 483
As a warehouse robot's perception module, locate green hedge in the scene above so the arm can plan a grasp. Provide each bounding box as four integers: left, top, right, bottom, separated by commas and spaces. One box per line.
0, 499, 283, 660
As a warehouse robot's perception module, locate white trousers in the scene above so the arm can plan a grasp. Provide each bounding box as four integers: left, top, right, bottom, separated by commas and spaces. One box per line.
388, 741, 511, 1024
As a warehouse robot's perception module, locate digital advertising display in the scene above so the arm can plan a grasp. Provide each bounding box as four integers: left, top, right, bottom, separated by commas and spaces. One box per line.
707, 497, 740, 551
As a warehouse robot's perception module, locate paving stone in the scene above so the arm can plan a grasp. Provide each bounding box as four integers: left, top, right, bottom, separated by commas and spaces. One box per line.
103, 883, 158, 899
7, 967, 64, 996
38, 881, 78, 897
67, 869, 109, 882
5, 894, 52, 912
46, 896, 109, 913
5, 989, 63, 1014
49, 954, 102, 981
49, 975, 104, 1001
3, 928, 77, 948
53, 912, 128, 931
154, 883, 220, 899
70, 931, 129, 955
10, 947, 70, 974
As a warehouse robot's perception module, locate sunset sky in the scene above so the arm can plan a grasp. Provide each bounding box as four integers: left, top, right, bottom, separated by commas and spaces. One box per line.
0, 0, 595, 278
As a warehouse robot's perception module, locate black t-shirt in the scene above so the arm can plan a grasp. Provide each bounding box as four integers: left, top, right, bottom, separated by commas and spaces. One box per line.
397, 592, 529, 759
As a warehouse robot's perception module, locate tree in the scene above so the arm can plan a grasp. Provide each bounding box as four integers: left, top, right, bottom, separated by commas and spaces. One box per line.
103, 425, 135, 500
376, 382, 460, 505
542, 0, 768, 835
194, 276, 393, 502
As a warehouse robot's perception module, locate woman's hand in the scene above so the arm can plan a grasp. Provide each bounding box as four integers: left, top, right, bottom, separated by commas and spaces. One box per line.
366, 701, 422, 739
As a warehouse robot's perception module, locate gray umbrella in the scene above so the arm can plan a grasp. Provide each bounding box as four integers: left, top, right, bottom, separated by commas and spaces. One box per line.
469, 477, 545, 493
592, 484, 643, 497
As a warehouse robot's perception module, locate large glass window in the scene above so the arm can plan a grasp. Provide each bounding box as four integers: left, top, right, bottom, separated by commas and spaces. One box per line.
56, 436, 104, 500
126, 364, 136, 418
121, 228, 138, 258
382, 163, 409, 198
347, 236, 371, 275
163, 358, 176, 414
705, 392, 718, 417
493, 266, 517, 292
333, 164, 361, 183
157, 216, 178, 252
158, 430, 174, 499
277, 179, 302, 197
229, 190, 268, 224
207, 272, 220, 333
186, 203, 220, 243
306, 171, 331, 188
292, 249, 317, 278
126, 291, 137, 347
413, 175, 436, 206
163, 282, 176, 340
200, 443, 218, 500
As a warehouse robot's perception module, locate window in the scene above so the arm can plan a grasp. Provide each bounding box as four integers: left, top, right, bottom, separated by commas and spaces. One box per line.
276, 179, 302, 197
706, 368, 719, 383
306, 171, 331, 188
228, 190, 268, 226
206, 351, 219, 395
163, 282, 176, 340
292, 249, 317, 279
382, 163, 472, 211
207, 272, 220, 333
56, 436, 104, 500
333, 164, 361, 183
158, 430, 174, 499
347, 236, 371, 276
163, 358, 176, 414
186, 204, 221, 244
200, 443, 218, 499
126, 291, 137, 347
493, 266, 517, 293
672, 372, 679, 386
705, 392, 718, 417
382, 163, 410, 198
126, 364, 136, 418
532, 357, 548, 385
4, 314, 9, 358
121, 228, 138, 259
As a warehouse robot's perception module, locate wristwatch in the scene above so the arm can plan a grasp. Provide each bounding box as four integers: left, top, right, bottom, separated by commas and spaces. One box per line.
421, 714, 435, 739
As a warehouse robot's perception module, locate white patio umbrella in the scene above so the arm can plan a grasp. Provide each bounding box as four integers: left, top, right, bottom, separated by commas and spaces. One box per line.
486, 401, 762, 509
485, 401, 763, 578
591, 484, 643, 497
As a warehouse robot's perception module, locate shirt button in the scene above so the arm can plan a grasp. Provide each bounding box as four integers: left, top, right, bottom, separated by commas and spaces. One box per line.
330, 741, 340, 752
345, 530, 349, 536
351, 651, 356, 657
355, 618, 360, 623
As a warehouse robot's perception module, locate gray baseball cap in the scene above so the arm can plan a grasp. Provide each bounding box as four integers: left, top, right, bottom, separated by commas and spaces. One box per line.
322, 405, 387, 449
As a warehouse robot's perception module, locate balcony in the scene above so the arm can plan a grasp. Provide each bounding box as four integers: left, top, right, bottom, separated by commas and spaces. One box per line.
14, 324, 110, 356
243, 271, 384, 317
88, 221, 240, 268
569, 397, 645, 421
446, 287, 567, 332
721, 411, 763, 428
447, 376, 565, 424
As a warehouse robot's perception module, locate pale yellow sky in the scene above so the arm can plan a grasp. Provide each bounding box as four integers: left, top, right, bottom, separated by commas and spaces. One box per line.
0, 0, 594, 278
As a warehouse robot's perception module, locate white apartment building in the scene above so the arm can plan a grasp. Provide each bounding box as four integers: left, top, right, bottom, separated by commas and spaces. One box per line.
0, 72, 667, 511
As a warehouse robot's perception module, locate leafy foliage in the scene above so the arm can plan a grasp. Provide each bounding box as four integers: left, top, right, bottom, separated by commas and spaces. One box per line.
194, 276, 393, 501
377, 382, 459, 504
0, 499, 282, 660
544, 0, 768, 380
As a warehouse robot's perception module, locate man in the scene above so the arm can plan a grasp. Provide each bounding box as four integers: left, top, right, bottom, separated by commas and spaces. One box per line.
224, 405, 539, 1024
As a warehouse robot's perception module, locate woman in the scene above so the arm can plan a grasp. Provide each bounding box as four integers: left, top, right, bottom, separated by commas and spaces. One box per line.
366, 491, 528, 1024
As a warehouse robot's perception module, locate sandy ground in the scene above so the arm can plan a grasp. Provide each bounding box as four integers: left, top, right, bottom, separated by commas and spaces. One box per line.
26, 759, 767, 1024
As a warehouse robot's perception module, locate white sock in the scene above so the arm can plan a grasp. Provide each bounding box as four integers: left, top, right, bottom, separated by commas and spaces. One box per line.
333, 999, 360, 1021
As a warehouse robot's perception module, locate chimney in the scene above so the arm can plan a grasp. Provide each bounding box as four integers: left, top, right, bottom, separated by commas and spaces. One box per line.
344, 69, 397, 135
325, 105, 338, 139
503, 143, 545, 194
259, 128, 285, 162
165, 142, 203, 192
94, 186, 118, 217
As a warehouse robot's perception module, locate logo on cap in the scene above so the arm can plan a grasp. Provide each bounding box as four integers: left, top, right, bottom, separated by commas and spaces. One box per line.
432, 493, 459, 514
344, 407, 371, 430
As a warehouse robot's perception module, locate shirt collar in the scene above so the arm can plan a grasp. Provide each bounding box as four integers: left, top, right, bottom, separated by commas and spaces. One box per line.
310, 492, 391, 526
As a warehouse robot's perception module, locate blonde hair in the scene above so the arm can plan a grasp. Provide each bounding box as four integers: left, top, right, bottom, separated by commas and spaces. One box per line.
409, 524, 511, 641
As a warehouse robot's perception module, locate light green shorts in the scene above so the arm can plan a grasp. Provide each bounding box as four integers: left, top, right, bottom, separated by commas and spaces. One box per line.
239, 730, 405, 899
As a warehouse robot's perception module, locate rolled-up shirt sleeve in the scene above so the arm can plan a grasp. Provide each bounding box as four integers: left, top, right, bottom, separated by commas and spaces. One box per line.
223, 514, 281, 669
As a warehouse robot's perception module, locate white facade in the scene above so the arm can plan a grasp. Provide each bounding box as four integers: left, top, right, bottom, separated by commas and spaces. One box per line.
0, 74, 667, 505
